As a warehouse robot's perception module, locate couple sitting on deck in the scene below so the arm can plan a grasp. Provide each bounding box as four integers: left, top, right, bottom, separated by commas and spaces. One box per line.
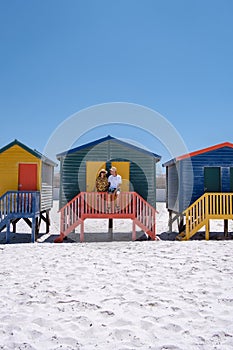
96, 166, 122, 212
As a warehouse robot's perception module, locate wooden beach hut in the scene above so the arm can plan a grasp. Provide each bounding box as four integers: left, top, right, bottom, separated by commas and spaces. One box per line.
163, 142, 233, 240
55, 135, 161, 242
0, 139, 57, 242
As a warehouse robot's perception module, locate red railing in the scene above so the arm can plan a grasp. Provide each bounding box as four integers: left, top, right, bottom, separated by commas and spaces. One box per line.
135, 194, 156, 239
57, 192, 157, 242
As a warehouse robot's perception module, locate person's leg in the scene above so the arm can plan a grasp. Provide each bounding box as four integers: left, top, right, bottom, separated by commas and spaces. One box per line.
115, 190, 121, 211
107, 188, 114, 212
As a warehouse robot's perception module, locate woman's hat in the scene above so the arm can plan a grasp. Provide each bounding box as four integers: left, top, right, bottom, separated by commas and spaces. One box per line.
99, 168, 107, 174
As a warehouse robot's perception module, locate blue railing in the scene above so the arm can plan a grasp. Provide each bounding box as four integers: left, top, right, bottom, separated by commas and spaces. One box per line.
0, 191, 40, 243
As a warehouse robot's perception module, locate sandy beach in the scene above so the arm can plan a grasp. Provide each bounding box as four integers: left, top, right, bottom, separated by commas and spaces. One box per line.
0, 202, 233, 349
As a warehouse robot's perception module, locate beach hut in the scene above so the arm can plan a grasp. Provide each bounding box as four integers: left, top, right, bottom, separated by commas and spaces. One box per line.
55, 135, 161, 242
0, 139, 57, 242
163, 142, 233, 240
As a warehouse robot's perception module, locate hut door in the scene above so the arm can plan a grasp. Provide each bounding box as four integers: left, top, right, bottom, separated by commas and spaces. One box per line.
18, 163, 37, 191
204, 167, 221, 192
86, 161, 106, 192
111, 162, 130, 191
230, 168, 233, 192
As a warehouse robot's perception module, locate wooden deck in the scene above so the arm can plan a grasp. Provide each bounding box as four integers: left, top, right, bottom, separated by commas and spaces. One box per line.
0, 191, 40, 243
55, 192, 157, 242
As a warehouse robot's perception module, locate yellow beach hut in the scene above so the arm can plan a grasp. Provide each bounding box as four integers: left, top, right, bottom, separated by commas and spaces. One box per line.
0, 139, 56, 242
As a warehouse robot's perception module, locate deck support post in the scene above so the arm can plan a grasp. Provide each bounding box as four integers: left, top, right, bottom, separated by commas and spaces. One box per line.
31, 216, 36, 243
12, 218, 20, 233
205, 220, 210, 240
37, 210, 50, 234
224, 219, 228, 237
168, 210, 181, 233
80, 220, 84, 243
6, 220, 10, 244
35, 217, 39, 240
168, 210, 173, 232
108, 219, 113, 241
13, 220, 17, 233
46, 210, 50, 233
132, 220, 136, 241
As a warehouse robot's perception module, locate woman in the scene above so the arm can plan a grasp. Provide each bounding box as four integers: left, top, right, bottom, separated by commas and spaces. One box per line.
96, 169, 109, 192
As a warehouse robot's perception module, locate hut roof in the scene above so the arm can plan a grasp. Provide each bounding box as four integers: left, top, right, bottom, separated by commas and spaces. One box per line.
163, 142, 233, 167
56, 135, 161, 161
0, 139, 57, 167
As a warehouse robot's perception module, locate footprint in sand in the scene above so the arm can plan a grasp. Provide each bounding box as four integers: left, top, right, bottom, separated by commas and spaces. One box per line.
140, 319, 154, 330
100, 310, 115, 317
32, 317, 51, 328
111, 328, 133, 341
161, 323, 183, 333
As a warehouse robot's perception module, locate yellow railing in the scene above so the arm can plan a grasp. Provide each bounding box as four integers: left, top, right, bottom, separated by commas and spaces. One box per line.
183, 193, 233, 240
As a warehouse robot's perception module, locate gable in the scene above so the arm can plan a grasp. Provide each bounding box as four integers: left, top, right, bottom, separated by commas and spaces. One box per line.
0, 144, 39, 163
163, 142, 233, 167
57, 135, 161, 161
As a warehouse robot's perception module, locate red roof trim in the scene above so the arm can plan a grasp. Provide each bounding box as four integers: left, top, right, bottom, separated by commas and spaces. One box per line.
176, 142, 233, 161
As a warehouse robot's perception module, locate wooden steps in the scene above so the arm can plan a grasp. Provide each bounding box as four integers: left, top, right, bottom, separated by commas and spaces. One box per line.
176, 193, 233, 241
55, 192, 157, 243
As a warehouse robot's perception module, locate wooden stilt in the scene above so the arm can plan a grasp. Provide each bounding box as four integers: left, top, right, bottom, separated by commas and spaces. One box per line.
6, 220, 10, 243
35, 217, 39, 240
46, 210, 50, 233
132, 220, 136, 241
205, 220, 209, 240
12, 220, 17, 233
80, 220, 84, 243
168, 210, 172, 232
12, 218, 20, 233
108, 219, 113, 241
224, 219, 228, 237
31, 216, 36, 243
38, 216, 42, 231
37, 210, 50, 234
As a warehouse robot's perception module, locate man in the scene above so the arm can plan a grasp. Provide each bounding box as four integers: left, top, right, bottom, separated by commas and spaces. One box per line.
108, 166, 122, 212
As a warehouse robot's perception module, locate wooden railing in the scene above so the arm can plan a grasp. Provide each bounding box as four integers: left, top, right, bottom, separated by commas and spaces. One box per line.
0, 191, 40, 226
58, 191, 157, 241
134, 193, 156, 239
0, 191, 40, 243
183, 193, 233, 240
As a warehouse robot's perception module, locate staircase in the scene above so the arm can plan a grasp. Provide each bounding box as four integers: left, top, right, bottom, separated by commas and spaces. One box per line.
176, 193, 233, 241
0, 191, 40, 243
55, 192, 157, 242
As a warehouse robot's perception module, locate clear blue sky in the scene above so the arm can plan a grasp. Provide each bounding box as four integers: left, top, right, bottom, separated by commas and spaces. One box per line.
0, 0, 233, 165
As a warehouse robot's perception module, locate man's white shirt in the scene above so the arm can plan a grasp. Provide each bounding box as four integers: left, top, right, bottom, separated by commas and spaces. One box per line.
108, 174, 122, 188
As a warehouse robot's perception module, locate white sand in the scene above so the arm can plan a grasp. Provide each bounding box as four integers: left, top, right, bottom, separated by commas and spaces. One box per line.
0, 202, 233, 349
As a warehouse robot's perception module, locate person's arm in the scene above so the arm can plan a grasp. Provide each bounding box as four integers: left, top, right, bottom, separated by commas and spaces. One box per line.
96, 178, 99, 192
116, 175, 122, 190
108, 175, 112, 188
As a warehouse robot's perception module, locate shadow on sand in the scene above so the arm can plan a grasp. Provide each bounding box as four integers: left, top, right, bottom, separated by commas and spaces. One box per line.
0, 230, 148, 244
158, 231, 233, 241
2, 230, 233, 244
